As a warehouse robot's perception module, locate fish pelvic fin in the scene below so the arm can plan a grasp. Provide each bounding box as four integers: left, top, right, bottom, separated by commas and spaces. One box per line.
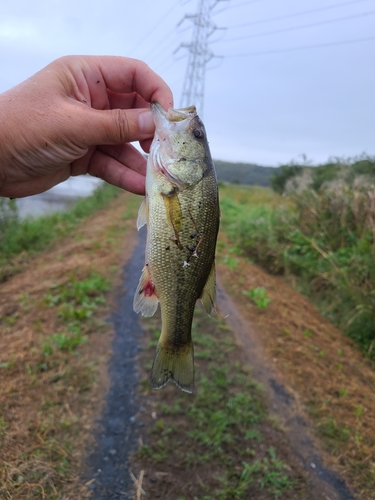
200, 261, 216, 317
133, 265, 159, 317
150, 342, 194, 393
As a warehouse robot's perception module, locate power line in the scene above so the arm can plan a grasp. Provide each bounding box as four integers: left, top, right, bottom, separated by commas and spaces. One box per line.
140, 30, 176, 61
214, 0, 261, 15
227, 0, 370, 29
226, 34, 375, 57
126, 3, 179, 55
224, 9, 375, 42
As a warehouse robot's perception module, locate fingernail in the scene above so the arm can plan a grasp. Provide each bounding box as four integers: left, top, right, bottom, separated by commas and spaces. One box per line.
138, 110, 155, 134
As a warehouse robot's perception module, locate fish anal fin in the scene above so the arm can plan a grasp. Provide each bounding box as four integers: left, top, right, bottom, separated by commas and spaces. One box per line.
200, 261, 216, 317
150, 341, 194, 393
137, 196, 148, 230
133, 265, 159, 317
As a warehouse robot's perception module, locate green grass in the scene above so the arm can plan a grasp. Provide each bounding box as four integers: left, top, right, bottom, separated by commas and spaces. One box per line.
135, 308, 301, 499
40, 272, 110, 358
44, 272, 110, 322
0, 183, 121, 280
243, 287, 272, 309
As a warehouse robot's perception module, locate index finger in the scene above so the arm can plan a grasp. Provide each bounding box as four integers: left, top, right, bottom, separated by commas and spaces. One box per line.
79, 56, 173, 111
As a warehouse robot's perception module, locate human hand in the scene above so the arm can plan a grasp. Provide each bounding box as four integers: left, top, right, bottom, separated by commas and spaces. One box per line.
0, 55, 173, 198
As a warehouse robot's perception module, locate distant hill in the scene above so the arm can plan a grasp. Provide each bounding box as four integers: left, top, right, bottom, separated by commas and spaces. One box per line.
214, 160, 278, 186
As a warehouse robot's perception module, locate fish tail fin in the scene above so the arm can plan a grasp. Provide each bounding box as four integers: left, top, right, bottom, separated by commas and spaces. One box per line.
150, 342, 194, 393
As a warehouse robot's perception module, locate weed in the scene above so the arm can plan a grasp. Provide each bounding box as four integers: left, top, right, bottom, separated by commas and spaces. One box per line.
44, 273, 109, 325
0, 415, 7, 445
303, 329, 313, 338
223, 254, 238, 270
355, 405, 363, 418
338, 388, 348, 398
243, 287, 271, 309
42, 330, 87, 356
0, 357, 15, 370
317, 418, 350, 444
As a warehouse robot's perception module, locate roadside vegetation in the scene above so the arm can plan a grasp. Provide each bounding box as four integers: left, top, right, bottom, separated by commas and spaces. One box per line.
0, 183, 121, 282
219, 156, 375, 357
218, 176, 375, 497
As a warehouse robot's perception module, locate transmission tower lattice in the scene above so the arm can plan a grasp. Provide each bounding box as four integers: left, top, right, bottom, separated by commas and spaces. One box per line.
176, 0, 225, 116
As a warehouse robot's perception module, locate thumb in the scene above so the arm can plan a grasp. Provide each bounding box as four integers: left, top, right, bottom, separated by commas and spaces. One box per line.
74, 107, 155, 146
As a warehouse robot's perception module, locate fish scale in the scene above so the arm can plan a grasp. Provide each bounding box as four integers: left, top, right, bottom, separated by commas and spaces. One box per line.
134, 103, 220, 393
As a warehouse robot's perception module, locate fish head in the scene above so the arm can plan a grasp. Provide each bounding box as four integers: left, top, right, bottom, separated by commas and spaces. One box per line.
150, 102, 210, 187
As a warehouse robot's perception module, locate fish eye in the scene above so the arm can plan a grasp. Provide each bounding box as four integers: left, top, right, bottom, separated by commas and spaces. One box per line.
193, 129, 204, 139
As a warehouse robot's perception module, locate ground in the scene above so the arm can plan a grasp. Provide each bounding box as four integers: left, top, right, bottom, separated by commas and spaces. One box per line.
0, 192, 374, 499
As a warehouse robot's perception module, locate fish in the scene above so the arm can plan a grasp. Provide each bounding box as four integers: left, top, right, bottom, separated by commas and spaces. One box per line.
133, 103, 220, 393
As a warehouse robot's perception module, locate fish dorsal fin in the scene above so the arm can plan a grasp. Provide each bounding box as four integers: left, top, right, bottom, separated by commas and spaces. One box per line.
133, 265, 159, 317
137, 196, 148, 230
200, 261, 216, 317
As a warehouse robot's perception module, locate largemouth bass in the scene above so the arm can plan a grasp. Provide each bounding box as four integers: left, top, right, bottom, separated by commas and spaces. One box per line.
133, 103, 220, 393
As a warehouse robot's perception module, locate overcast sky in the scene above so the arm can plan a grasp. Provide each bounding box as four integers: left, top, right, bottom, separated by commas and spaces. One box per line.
1, 0, 374, 167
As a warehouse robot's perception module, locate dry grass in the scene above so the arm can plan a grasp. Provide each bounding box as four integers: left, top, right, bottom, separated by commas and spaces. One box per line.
0, 193, 139, 499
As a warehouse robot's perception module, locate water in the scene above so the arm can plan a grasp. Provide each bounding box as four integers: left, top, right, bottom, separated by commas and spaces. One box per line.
16, 176, 103, 219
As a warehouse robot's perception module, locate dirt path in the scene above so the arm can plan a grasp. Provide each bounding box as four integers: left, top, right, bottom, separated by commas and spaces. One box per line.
85, 229, 147, 499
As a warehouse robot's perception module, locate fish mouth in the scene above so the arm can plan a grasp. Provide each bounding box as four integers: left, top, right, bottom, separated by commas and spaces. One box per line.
151, 102, 197, 124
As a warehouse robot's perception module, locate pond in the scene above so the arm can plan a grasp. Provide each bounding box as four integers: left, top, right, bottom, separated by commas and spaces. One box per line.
16, 176, 103, 219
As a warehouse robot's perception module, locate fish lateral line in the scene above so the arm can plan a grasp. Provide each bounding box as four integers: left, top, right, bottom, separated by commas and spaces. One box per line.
187, 208, 201, 237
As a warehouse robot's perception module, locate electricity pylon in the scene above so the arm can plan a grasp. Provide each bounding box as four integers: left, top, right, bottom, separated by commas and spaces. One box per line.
175, 0, 226, 116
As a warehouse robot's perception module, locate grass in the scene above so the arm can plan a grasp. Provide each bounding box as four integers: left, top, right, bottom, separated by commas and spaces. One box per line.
243, 287, 272, 309
0, 270, 111, 498
217, 184, 375, 496
218, 182, 375, 357
133, 307, 306, 499
0, 183, 121, 282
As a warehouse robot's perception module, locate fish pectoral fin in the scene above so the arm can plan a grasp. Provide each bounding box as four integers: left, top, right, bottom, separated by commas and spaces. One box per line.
136, 196, 148, 230
200, 261, 216, 317
150, 341, 194, 393
162, 192, 183, 233
133, 265, 159, 317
